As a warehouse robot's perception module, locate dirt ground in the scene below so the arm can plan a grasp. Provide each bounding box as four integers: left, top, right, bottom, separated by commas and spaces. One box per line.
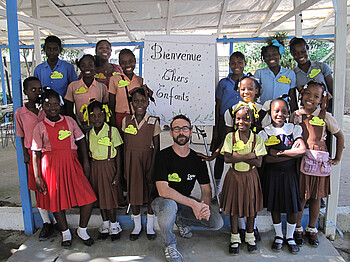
1, 230, 349, 262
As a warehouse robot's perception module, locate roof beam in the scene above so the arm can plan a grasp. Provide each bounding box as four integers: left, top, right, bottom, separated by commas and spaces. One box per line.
166, 0, 175, 35
254, 0, 282, 36
312, 10, 334, 35
257, 0, 320, 35
216, 0, 230, 37
44, 0, 95, 43
0, 9, 93, 41
106, 0, 135, 42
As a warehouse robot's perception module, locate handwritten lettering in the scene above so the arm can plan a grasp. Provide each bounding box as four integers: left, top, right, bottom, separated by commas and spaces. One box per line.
156, 85, 190, 106
162, 69, 189, 83
150, 43, 201, 61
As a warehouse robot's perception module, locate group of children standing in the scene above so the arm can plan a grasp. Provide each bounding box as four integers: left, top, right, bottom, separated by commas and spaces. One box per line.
15, 35, 159, 247
212, 37, 344, 255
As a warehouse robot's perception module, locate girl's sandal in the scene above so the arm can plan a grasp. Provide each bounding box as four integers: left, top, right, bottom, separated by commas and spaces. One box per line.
229, 242, 240, 255
271, 236, 283, 252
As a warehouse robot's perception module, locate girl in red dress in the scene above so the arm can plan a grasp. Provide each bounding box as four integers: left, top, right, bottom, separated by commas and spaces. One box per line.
32, 89, 97, 247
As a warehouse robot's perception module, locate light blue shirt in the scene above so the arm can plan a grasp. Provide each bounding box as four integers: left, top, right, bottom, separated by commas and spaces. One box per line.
294, 61, 332, 91
254, 66, 296, 104
34, 59, 78, 97
215, 74, 242, 115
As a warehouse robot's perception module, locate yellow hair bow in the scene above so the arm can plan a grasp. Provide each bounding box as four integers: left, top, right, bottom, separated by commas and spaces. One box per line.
102, 104, 112, 123
80, 104, 89, 125
232, 101, 259, 119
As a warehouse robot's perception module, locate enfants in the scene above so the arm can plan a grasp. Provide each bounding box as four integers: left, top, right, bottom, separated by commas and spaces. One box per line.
289, 37, 333, 112
254, 40, 296, 104
15, 77, 53, 240
290, 81, 344, 247
220, 105, 266, 255
122, 87, 161, 241
94, 40, 123, 88
32, 89, 97, 247
211, 52, 245, 181
87, 100, 124, 241
258, 98, 306, 254
65, 54, 108, 132
34, 35, 78, 99
109, 49, 143, 131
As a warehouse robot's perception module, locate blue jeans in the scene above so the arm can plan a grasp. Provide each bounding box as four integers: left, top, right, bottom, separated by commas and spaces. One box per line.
151, 197, 224, 247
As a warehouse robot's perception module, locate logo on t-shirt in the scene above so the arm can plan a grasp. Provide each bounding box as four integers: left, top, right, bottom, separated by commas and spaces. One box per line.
168, 173, 181, 182
187, 174, 196, 181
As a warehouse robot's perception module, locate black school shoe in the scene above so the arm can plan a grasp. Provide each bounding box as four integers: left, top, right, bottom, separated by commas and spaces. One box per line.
39, 223, 53, 241
75, 229, 94, 246
129, 227, 143, 241
271, 236, 283, 252
247, 242, 258, 253
254, 227, 261, 242
286, 238, 300, 254
305, 231, 319, 247
294, 230, 304, 246
229, 242, 240, 255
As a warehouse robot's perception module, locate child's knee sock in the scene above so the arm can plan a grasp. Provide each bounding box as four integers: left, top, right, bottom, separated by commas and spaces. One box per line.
147, 214, 155, 234
287, 222, 297, 245
77, 226, 90, 240
273, 223, 283, 244
62, 229, 71, 242
38, 208, 51, 224
238, 217, 246, 230
131, 214, 142, 234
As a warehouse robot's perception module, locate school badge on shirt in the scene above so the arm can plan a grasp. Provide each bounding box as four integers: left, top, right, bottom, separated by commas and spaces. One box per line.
168, 173, 181, 182
309, 116, 325, 126
58, 130, 71, 140
75, 86, 88, 94
98, 137, 112, 146
94, 73, 106, 79
309, 69, 321, 79
232, 140, 245, 151
51, 71, 63, 79
265, 136, 280, 146
124, 124, 137, 135
277, 75, 291, 84
118, 80, 130, 87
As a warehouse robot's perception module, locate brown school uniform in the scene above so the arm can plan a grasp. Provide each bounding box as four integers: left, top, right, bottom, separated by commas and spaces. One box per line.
122, 113, 161, 206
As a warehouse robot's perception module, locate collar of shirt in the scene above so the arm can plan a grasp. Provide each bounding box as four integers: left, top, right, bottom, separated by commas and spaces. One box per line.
264, 123, 294, 136
91, 122, 109, 136
78, 78, 99, 89
43, 58, 62, 70
131, 112, 150, 129
235, 129, 254, 143
295, 60, 315, 74
44, 115, 64, 127
299, 106, 321, 116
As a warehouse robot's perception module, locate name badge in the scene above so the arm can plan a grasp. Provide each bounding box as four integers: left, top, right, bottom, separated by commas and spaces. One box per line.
277, 75, 291, 84
98, 137, 112, 146
265, 136, 280, 146
75, 86, 88, 94
58, 130, 71, 140
309, 116, 325, 126
124, 124, 137, 135
51, 71, 63, 79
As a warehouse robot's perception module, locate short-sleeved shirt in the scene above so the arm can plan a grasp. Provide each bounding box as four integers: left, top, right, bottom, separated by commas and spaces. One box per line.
31, 115, 84, 152
34, 59, 78, 97
215, 74, 242, 115
154, 146, 210, 197
291, 107, 340, 141
94, 64, 123, 88
294, 61, 332, 91
221, 130, 267, 171
64, 78, 108, 123
109, 72, 143, 113
258, 123, 303, 144
15, 104, 46, 149
254, 66, 296, 104
121, 112, 162, 137
88, 122, 123, 160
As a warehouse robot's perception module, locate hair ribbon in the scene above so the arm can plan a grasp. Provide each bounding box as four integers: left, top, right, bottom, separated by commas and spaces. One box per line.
102, 104, 112, 123
80, 104, 89, 125
271, 39, 285, 55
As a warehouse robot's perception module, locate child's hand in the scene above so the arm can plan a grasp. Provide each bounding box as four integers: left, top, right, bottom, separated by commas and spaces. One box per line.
276, 150, 285, 156
23, 150, 30, 164
329, 158, 340, 165
197, 151, 219, 162
35, 176, 47, 195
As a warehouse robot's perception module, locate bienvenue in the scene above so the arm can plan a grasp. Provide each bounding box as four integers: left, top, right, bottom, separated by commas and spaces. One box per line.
150, 43, 201, 61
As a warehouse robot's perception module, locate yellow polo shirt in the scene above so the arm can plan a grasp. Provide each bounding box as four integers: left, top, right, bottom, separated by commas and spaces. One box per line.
88, 122, 123, 160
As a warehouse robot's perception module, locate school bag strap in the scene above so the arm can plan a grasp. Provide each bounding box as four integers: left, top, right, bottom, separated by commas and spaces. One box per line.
121, 75, 133, 114
107, 124, 112, 160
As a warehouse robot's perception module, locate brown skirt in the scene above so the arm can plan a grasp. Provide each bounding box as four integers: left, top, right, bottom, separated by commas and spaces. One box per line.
299, 172, 330, 200
124, 149, 154, 206
220, 167, 263, 217
90, 158, 123, 209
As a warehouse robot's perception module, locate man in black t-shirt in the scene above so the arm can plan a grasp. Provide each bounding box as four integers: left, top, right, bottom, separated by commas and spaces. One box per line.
152, 115, 223, 262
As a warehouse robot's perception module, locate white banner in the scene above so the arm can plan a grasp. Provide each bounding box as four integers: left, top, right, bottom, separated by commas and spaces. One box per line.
144, 35, 216, 126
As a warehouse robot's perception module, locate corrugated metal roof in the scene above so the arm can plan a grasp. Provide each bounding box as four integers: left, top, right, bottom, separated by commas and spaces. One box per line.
0, 0, 349, 45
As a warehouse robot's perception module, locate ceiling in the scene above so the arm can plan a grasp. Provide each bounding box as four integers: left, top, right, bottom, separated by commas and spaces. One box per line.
0, 0, 349, 46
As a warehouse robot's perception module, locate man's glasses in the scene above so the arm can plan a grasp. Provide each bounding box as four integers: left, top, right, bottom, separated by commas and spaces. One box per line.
171, 126, 192, 133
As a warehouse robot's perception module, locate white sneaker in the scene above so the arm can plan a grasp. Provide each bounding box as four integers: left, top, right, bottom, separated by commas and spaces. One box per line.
164, 244, 183, 262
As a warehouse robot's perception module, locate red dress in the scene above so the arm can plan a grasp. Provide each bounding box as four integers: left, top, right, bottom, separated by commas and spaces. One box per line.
37, 118, 96, 212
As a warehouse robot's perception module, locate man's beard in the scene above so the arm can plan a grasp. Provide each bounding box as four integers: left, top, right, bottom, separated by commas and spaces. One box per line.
173, 134, 190, 146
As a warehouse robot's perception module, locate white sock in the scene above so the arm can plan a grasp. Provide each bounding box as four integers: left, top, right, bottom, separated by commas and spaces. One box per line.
38, 208, 51, 224
131, 214, 142, 234
61, 229, 71, 242
147, 214, 155, 234
253, 218, 257, 230
103, 220, 110, 228
273, 223, 283, 244
77, 227, 90, 240
286, 222, 297, 245
238, 217, 246, 230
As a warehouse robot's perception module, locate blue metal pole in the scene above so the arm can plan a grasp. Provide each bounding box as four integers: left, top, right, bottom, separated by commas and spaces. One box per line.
0, 48, 8, 123
7, 0, 34, 234
139, 45, 143, 77
229, 42, 233, 73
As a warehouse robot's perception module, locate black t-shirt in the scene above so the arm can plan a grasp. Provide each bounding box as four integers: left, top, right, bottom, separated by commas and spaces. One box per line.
154, 146, 210, 197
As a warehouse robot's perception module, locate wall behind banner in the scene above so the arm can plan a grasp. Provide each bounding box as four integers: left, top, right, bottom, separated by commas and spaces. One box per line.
144, 35, 217, 126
